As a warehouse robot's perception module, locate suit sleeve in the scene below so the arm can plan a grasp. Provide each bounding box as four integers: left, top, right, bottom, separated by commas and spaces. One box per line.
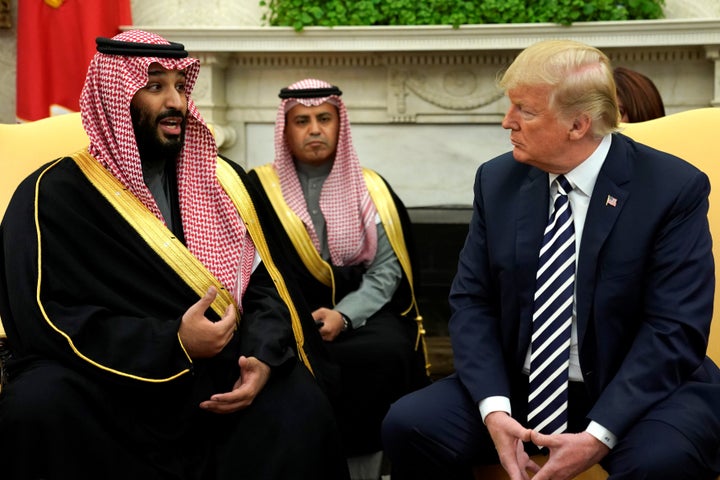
588, 169, 714, 437
449, 164, 511, 403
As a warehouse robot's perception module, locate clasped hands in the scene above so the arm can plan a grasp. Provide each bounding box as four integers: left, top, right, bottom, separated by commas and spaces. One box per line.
485, 411, 610, 480
179, 287, 271, 414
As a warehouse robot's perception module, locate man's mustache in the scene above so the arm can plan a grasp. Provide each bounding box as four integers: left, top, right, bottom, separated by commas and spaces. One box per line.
157, 109, 186, 123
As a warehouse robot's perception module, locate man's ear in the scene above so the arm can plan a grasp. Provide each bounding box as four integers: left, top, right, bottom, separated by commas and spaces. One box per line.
568, 113, 592, 140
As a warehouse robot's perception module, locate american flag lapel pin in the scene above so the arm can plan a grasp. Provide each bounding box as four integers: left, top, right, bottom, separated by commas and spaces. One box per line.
605, 194, 618, 207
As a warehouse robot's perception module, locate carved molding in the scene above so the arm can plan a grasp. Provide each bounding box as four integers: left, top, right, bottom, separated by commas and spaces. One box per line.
607, 47, 705, 63
391, 70, 504, 116
133, 19, 720, 53
704, 46, 720, 106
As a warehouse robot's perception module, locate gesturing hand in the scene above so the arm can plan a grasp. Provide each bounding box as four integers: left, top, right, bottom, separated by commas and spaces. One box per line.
179, 286, 237, 358
199, 356, 271, 414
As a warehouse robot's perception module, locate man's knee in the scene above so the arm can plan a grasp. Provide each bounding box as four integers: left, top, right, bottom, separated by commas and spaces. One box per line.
606, 420, 717, 480
0, 362, 84, 431
382, 391, 424, 452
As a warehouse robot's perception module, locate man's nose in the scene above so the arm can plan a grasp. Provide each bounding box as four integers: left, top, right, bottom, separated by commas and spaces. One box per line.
501, 106, 517, 129
165, 88, 184, 110
309, 118, 322, 133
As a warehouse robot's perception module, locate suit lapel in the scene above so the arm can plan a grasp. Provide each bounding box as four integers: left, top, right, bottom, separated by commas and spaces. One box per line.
516, 168, 550, 365
576, 135, 631, 351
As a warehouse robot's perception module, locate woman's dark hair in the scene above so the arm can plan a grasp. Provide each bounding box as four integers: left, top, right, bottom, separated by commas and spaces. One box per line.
613, 66, 665, 123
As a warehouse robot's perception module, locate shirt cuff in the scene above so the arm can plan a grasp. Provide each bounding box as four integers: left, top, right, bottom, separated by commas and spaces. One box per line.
478, 396, 512, 423
585, 421, 617, 449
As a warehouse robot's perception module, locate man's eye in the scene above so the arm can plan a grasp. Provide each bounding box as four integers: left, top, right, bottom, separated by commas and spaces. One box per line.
519, 108, 535, 119
176, 83, 186, 92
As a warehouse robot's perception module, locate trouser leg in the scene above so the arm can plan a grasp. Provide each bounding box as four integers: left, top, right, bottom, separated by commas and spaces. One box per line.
381, 374, 495, 480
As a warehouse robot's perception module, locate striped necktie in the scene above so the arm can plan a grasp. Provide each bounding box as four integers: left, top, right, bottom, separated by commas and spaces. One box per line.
528, 174, 575, 434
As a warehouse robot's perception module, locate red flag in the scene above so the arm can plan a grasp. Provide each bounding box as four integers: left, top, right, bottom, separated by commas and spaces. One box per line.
16, 0, 132, 122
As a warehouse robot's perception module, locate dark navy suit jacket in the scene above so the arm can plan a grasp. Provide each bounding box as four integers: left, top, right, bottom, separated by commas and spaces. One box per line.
449, 133, 719, 439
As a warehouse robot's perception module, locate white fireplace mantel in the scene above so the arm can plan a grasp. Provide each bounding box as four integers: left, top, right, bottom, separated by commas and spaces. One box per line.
128, 20, 720, 209
135, 19, 720, 52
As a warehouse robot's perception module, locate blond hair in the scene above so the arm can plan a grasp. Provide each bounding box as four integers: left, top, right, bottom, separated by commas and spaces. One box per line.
499, 39, 619, 136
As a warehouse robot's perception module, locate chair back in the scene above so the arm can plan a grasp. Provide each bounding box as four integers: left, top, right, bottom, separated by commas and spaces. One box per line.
620, 108, 720, 363
0, 112, 89, 338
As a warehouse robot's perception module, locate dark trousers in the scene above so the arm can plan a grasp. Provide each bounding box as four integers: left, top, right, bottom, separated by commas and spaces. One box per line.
324, 310, 427, 456
382, 374, 720, 480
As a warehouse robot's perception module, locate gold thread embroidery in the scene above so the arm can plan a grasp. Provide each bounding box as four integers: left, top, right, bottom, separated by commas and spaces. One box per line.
217, 160, 314, 375
254, 165, 335, 284
34, 154, 195, 382
72, 151, 234, 318
362, 169, 431, 373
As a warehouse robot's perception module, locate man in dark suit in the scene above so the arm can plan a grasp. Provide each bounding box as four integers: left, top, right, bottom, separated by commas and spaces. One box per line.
382, 39, 720, 480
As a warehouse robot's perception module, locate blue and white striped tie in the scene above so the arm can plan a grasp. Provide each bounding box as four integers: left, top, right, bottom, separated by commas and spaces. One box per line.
528, 175, 575, 435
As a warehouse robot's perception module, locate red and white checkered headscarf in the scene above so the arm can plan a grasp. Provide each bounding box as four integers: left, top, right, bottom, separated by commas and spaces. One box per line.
80, 30, 254, 305
273, 78, 377, 267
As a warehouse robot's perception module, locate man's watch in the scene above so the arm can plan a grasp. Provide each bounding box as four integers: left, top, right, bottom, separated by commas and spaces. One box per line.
340, 313, 352, 331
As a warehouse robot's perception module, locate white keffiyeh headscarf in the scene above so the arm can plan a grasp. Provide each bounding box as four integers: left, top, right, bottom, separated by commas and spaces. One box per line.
273, 78, 377, 267
80, 30, 255, 305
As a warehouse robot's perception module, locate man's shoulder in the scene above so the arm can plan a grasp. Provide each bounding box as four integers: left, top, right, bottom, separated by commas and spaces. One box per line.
477, 151, 531, 180
16, 156, 80, 192
361, 168, 408, 209
217, 155, 248, 176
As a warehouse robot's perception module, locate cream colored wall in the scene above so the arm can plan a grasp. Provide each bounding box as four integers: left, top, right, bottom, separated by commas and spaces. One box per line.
130, 0, 263, 26
0, 0, 719, 123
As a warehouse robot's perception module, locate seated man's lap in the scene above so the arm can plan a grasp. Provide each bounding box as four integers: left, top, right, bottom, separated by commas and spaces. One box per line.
604, 380, 720, 479
213, 361, 349, 479
383, 374, 720, 479
382, 374, 497, 471
0, 360, 189, 478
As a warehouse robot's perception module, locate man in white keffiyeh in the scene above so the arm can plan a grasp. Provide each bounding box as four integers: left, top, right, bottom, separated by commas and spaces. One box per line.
0, 32, 348, 480
249, 78, 430, 457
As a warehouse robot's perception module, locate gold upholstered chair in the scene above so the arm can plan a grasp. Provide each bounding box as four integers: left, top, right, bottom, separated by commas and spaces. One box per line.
0, 112, 89, 359
475, 107, 720, 480
620, 108, 720, 364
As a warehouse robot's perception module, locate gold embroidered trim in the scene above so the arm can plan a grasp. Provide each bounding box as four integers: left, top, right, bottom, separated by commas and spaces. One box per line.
72, 150, 234, 318
217, 159, 313, 375
32, 153, 202, 382
362, 168, 417, 315
362, 169, 430, 373
254, 164, 339, 305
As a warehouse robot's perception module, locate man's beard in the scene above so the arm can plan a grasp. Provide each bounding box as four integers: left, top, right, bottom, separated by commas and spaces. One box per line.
131, 105, 187, 170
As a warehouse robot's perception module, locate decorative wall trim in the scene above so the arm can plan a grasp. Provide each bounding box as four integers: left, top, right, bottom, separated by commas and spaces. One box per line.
133, 19, 720, 53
